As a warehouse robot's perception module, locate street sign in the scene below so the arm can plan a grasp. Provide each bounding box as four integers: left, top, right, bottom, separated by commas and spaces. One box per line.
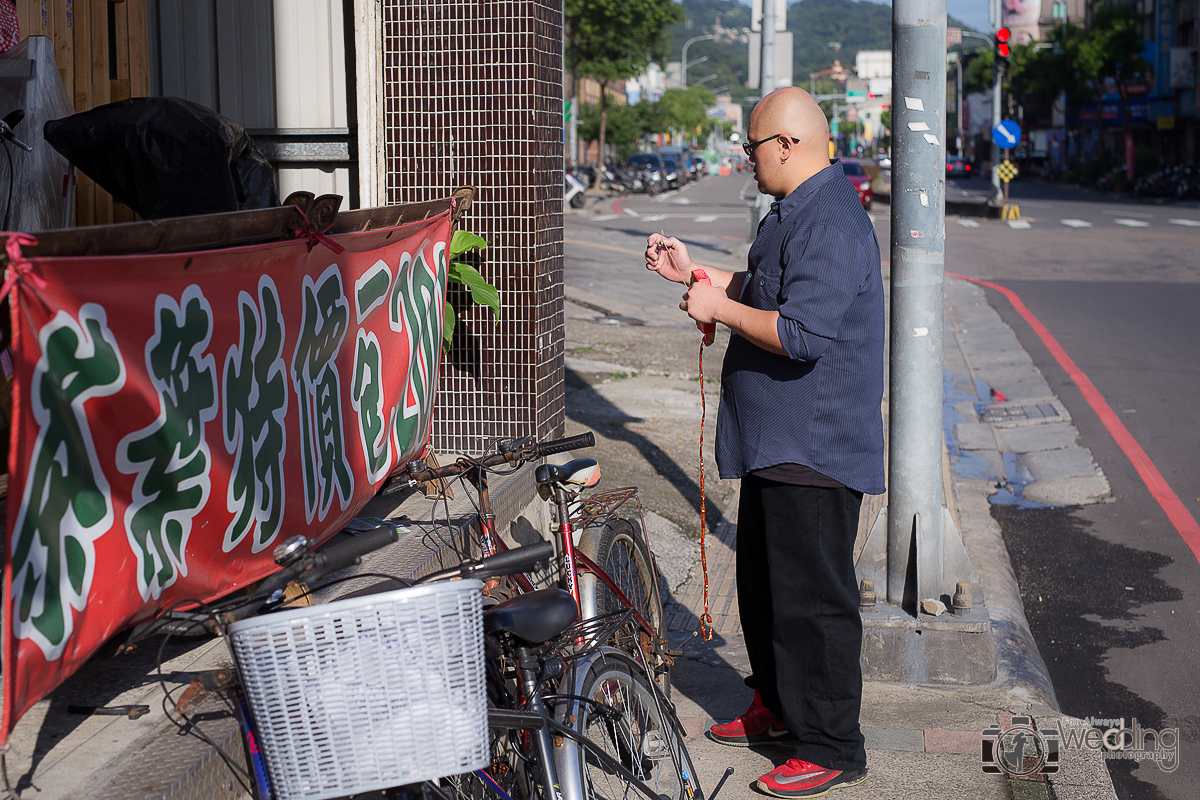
995, 159, 1019, 184
992, 120, 1021, 150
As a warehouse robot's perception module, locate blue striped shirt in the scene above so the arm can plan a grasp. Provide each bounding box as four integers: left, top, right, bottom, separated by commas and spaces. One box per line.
716, 161, 885, 495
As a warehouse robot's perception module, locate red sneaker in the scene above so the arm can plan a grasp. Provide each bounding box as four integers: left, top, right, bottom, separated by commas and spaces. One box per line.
755, 759, 868, 798
707, 690, 797, 746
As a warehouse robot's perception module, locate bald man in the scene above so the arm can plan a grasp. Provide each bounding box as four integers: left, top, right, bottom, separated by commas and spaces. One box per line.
645, 87, 884, 798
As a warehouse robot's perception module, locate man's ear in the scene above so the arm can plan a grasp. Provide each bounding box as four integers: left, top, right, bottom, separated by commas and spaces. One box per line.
778, 134, 793, 162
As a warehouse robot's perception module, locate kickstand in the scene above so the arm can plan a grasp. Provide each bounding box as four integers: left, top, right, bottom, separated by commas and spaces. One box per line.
664, 628, 701, 658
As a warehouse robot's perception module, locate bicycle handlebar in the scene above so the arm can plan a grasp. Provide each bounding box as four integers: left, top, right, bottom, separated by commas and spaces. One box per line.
535, 432, 595, 458
404, 431, 596, 485
257, 523, 400, 598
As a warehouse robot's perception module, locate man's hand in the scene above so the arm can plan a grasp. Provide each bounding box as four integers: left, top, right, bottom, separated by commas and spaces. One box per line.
645, 233, 695, 285
680, 281, 726, 325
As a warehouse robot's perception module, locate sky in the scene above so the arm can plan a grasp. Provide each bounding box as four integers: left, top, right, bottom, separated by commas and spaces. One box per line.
734, 0, 992, 41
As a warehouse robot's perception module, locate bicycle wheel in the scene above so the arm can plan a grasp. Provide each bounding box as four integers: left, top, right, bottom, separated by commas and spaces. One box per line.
577, 518, 669, 693
554, 649, 702, 800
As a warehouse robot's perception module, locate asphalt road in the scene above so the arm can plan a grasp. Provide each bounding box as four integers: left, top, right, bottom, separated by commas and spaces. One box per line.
942, 176, 1200, 800
570, 170, 1200, 799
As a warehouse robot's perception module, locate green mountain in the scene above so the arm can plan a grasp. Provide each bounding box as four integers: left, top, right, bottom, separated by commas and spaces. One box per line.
670, 0, 972, 105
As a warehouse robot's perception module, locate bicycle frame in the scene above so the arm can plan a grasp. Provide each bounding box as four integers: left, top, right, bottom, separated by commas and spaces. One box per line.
462, 460, 660, 649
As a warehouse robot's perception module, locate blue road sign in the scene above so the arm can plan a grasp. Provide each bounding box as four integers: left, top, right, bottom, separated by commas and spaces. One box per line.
992, 120, 1022, 150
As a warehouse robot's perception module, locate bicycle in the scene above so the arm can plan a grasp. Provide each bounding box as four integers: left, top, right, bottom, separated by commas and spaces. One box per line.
401, 433, 675, 693
135, 526, 701, 800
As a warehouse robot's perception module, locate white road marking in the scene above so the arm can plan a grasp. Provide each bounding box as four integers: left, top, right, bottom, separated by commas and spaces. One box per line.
1114, 219, 1151, 227
644, 214, 667, 222
694, 215, 718, 223
956, 218, 980, 228
1169, 219, 1200, 227
1060, 219, 1093, 228
623, 208, 641, 217
672, 197, 692, 204
1007, 220, 1032, 229
591, 214, 619, 221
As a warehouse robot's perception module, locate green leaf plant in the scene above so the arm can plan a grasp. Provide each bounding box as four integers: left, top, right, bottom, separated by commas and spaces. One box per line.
444, 229, 499, 353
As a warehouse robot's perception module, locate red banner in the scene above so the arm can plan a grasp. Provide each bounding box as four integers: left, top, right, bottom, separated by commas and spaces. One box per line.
1, 210, 451, 739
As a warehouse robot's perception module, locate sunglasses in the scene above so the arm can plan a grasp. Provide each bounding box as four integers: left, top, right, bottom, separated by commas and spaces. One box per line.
742, 133, 801, 158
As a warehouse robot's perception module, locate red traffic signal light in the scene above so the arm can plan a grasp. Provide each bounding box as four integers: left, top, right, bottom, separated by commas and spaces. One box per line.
995, 27, 1011, 59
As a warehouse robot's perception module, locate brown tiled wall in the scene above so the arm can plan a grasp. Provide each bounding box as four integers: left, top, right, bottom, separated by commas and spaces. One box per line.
381, 0, 566, 454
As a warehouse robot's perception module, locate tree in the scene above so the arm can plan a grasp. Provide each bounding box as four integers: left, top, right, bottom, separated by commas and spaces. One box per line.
580, 103, 644, 159
655, 86, 715, 144
878, 108, 892, 153
1075, 2, 1148, 160
566, 0, 683, 167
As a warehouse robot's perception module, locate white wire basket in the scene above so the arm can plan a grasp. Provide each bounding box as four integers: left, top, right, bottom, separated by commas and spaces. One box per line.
228, 579, 487, 800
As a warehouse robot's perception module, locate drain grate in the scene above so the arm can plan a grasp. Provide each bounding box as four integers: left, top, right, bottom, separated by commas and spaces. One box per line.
979, 403, 1062, 424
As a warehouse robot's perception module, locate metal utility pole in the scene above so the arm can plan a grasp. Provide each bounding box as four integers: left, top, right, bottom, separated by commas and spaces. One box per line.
761, 2, 777, 95
884, 0, 949, 609
752, 0, 779, 227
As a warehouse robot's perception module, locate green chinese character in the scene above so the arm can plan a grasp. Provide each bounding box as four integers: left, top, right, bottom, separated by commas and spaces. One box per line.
390, 249, 445, 456
10, 304, 124, 658
351, 263, 394, 483
118, 288, 217, 599
223, 278, 288, 552
292, 266, 352, 521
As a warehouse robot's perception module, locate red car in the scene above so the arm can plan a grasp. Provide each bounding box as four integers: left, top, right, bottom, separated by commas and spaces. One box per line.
841, 160, 873, 210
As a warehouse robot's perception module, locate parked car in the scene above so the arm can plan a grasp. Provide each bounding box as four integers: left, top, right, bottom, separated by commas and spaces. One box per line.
946, 155, 971, 177
841, 160, 873, 209
657, 152, 688, 188
625, 153, 667, 194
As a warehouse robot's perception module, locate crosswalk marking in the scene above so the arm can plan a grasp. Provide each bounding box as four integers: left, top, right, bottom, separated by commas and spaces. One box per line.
1007, 220, 1032, 229
694, 215, 718, 223
1114, 219, 1151, 227
1060, 219, 1093, 228
643, 213, 667, 222
1169, 219, 1200, 227
623, 207, 640, 217
591, 214, 619, 222
956, 218, 981, 228
671, 197, 692, 204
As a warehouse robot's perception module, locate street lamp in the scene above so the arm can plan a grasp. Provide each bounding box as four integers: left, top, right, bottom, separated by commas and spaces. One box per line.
682, 34, 717, 88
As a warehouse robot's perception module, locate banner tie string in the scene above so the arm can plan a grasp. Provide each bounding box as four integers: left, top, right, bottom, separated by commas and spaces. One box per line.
1, 234, 45, 299
291, 206, 345, 255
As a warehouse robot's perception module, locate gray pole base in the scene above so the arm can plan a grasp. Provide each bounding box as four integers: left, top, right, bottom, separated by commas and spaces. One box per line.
856, 506, 998, 684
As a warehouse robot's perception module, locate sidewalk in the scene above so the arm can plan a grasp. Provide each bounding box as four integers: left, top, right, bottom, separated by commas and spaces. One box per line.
659, 276, 1118, 800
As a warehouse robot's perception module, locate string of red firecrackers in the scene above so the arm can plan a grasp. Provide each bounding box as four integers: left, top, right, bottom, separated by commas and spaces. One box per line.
657, 234, 715, 642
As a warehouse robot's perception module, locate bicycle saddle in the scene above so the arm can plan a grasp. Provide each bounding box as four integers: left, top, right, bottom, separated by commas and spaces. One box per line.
484, 588, 579, 644
534, 458, 599, 489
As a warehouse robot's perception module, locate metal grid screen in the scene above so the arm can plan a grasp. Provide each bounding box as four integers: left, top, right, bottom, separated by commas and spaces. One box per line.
381, 0, 566, 455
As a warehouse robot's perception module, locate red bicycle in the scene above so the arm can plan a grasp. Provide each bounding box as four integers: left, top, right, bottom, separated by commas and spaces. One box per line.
403, 432, 673, 690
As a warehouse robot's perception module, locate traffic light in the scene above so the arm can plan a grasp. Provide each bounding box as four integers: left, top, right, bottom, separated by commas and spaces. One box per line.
994, 27, 1011, 60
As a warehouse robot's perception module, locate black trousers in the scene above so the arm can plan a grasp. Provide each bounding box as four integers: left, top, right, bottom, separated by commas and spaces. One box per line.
737, 473, 866, 771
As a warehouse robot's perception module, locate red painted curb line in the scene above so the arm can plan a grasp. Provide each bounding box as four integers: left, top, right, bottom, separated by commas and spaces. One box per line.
612, 196, 625, 215
949, 272, 1200, 565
